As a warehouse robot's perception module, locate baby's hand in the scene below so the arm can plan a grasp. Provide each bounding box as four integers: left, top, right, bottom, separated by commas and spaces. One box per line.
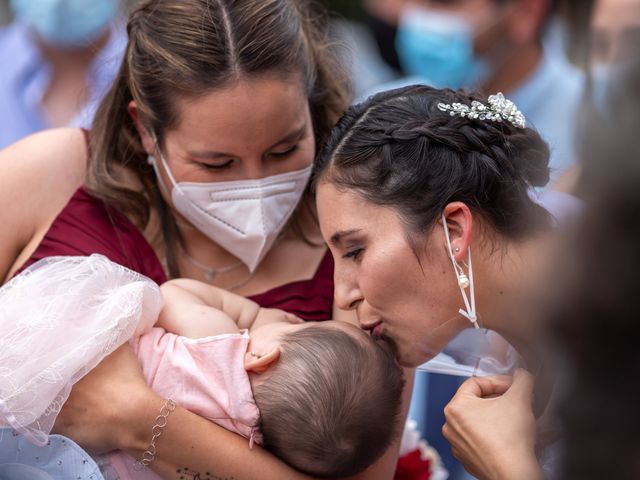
253, 308, 303, 329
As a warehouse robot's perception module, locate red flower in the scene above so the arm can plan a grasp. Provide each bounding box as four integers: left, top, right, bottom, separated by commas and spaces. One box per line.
395, 448, 432, 480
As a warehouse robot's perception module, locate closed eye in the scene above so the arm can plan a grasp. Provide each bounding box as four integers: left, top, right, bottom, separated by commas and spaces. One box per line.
269, 144, 299, 158
343, 248, 363, 261
199, 159, 234, 170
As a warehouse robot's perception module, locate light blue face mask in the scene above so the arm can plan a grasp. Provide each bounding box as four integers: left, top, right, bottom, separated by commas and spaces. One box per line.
10, 0, 118, 47
395, 8, 488, 89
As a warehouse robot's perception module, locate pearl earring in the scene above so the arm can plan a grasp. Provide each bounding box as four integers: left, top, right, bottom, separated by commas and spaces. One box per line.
442, 213, 479, 328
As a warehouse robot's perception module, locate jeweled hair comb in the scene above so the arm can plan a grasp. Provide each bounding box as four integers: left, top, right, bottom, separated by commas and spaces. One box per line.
437, 92, 526, 129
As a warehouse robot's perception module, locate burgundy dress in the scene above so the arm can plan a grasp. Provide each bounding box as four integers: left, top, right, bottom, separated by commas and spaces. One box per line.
18, 188, 335, 321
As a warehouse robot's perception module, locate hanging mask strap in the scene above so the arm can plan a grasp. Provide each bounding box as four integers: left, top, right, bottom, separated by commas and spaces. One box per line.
148, 134, 183, 198
442, 213, 479, 328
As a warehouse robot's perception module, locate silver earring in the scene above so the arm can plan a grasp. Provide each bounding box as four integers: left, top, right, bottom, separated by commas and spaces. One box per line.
249, 351, 262, 358
454, 247, 460, 253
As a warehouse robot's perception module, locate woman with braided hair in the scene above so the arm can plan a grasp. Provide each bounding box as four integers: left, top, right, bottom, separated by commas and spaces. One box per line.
313, 84, 576, 479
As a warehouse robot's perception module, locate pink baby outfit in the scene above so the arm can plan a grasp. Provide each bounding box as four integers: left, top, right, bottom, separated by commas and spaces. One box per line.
105, 329, 261, 480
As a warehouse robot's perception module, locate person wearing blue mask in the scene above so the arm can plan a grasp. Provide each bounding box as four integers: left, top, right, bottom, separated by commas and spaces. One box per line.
374, 0, 584, 183
0, 0, 126, 149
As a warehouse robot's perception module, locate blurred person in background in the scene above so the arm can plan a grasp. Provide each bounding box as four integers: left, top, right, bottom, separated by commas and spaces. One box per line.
0, 0, 127, 149
317, 1, 400, 99
589, 0, 640, 108
365, 0, 583, 181
551, 51, 640, 480
0, 0, 9, 25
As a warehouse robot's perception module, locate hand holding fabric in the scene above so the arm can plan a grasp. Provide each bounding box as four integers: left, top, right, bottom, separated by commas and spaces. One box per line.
442, 369, 542, 480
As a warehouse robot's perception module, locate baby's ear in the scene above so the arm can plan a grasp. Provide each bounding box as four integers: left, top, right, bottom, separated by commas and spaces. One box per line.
244, 346, 281, 373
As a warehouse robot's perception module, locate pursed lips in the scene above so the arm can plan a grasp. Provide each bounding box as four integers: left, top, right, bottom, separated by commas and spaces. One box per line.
361, 319, 384, 337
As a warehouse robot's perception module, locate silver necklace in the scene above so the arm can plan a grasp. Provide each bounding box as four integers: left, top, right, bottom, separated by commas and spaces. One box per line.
227, 270, 256, 292
179, 244, 244, 282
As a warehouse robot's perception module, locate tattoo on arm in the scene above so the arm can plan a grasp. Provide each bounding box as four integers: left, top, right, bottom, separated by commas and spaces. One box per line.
176, 466, 236, 480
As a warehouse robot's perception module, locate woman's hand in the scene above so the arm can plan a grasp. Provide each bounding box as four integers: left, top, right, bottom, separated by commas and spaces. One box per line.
52, 344, 160, 455
442, 369, 543, 480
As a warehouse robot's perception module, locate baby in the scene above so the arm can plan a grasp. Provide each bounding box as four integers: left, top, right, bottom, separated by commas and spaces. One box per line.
0, 255, 404, 479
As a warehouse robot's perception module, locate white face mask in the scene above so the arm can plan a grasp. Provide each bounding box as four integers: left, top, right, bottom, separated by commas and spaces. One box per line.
148, 148, 312, 272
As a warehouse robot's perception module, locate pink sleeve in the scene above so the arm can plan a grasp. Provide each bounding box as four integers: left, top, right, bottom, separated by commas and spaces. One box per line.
132, 329, 260, 440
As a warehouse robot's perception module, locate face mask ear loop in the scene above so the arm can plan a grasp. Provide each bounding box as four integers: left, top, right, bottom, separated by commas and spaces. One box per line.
442, 213, 479, 329
149, 133, 183, 197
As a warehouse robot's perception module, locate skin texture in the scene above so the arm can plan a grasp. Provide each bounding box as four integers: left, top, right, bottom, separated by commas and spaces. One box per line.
316, 181, 546, 478
317, 182, 470, 368
131, 75, 324, 296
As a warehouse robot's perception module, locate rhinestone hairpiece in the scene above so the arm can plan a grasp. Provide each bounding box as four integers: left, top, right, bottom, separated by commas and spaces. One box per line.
437, 92, 526, 129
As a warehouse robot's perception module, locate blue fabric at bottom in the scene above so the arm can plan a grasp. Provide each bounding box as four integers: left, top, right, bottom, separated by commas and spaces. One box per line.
0, 429, 103, 480
409, 371, 475, 479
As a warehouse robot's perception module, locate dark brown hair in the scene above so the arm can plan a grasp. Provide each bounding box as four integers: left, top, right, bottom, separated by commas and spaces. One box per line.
87, 0, 350, 276
313, 84, 552, 240
253, 325, 404, 477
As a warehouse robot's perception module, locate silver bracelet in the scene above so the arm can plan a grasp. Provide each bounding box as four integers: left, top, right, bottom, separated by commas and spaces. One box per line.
133, 398, 177, 470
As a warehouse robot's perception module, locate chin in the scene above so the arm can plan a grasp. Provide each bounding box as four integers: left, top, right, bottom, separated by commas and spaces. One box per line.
395, 342, 433, 368
395, 335, 446, 368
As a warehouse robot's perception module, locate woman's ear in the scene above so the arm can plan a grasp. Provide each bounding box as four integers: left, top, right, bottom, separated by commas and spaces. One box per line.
441, 202, 474, 262
244, 346, 281, 374
127, 100, 155, 155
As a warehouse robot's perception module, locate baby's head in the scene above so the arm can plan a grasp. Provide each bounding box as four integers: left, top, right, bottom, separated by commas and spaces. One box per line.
247, 321, 404, 477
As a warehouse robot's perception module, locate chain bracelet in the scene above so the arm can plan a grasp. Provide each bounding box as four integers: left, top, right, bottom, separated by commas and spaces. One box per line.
133, 398, 177, 470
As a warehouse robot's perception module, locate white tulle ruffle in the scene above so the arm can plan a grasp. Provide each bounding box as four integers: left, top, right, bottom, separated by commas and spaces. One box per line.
0, 255, 163, 446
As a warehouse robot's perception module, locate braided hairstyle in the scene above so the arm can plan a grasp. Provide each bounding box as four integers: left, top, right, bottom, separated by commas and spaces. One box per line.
313, 84, 552, 239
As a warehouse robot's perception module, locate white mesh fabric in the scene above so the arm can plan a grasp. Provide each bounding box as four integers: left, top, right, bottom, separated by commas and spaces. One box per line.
0, 255, 163, 445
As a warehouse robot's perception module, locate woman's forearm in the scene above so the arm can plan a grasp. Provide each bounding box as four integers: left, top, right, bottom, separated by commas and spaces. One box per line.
124, 397, 313, 480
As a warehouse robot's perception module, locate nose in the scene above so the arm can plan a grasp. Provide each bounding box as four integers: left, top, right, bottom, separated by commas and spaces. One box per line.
243, 160, 265, 180
334, 268, 363, 311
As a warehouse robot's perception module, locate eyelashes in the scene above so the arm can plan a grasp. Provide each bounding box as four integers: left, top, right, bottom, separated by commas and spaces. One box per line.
199, 159, 234, 170
343, 247, 363, 261
196, 144, 300, 170
269, 144, 299, 158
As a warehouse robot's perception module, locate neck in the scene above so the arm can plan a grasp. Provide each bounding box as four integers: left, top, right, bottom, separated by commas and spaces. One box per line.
36, 29, 110, 69
482, 41, 543, 95
473, 232, 553, 369
178, 219, 243, 267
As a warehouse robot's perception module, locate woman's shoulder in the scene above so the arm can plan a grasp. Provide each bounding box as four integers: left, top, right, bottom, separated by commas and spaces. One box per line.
2, 127, 88, 172
0, 128, 89, 281
0, 128, 89, 222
